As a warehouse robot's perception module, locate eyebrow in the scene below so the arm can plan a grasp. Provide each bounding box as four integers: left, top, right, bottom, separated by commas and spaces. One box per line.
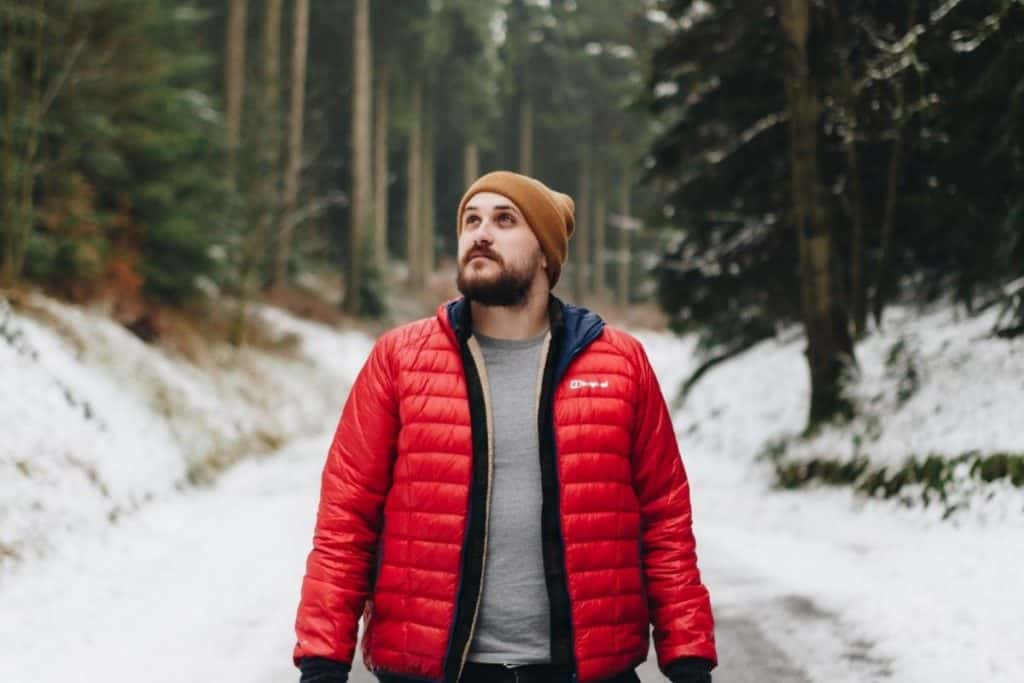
464, 204, 520, 214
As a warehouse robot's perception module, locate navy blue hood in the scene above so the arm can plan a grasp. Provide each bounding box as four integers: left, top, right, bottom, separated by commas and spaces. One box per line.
445, 294, 605, 384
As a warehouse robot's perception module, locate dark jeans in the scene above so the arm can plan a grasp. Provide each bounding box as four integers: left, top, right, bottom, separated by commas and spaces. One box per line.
461, 662, 641, 683
377, 661, 642, 683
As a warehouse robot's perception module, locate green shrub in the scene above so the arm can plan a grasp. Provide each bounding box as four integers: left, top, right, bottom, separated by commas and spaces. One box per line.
773, 451, 1024, 514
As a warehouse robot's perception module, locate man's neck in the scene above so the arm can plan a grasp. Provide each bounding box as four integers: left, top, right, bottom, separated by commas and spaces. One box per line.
469, 288, 551, 340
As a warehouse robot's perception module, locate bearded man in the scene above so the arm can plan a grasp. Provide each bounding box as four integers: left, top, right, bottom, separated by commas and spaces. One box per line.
293, 171, 717, 683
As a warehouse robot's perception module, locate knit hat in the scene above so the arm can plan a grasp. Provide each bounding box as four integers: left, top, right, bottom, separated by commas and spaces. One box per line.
456, 170, 575, 288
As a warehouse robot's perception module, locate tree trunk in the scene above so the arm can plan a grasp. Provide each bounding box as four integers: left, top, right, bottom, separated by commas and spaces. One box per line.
274, 0, 309, 289
828, 0, 867, 337
574, 147, 592, 301
872, 1, 914, 329
255, 0, 282, 291
225, 0, 247, 185
593, 165, 608, 299
1, 11, 46, 287
464, 142, 479, 188
230, 0, 281, 341
779, 0, 855, 427
873, 112, 905, 328
616, 170, 631, 308
405, 81, 423, 287
345, 0, 372, 313
420, 101, 436, 282
519, 96, 533, 176
373, 61, 390, 275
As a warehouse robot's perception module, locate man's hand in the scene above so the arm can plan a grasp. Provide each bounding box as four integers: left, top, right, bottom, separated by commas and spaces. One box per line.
299, 656, 351, 683
664, 656, 714, 683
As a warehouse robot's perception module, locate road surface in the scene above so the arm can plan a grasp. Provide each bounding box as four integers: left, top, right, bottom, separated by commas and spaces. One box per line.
0, 425, 885, 682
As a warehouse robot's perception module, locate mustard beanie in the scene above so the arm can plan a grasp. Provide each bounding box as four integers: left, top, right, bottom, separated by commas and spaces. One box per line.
456, 170, 575, 288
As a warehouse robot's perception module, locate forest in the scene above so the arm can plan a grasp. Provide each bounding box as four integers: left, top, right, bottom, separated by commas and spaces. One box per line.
2, 0, 1023, 430
3, 5, 1024, 681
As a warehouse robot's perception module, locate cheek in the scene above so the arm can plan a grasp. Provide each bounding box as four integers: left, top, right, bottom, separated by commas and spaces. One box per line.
457, 232, 474, 257
512, 232, 543, 263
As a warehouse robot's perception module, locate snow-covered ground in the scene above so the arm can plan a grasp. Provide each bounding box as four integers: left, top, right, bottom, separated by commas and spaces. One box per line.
0, 293, 372, 564
635, 301, 1024, 682
1, 295, 1021, 682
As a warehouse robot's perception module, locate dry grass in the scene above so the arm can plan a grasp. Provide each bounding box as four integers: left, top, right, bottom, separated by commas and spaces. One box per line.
6, 264, 671, 365
5, 286, 90, 356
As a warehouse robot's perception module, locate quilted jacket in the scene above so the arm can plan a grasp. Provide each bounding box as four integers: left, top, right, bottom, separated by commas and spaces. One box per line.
293, 294, 717, 683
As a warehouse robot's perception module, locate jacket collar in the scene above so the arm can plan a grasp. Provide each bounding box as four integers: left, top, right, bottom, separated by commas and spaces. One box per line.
437, 293, 605, 384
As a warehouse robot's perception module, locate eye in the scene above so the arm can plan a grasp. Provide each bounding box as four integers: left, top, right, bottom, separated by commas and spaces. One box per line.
464, 214, 480, 227
498, 212, 516, 225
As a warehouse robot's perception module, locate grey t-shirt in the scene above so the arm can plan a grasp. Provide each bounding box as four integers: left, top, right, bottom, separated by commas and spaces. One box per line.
466, 327, 551, 665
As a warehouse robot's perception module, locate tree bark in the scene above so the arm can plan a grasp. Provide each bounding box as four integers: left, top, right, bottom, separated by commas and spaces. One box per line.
519, 96, 533, 176
779, 0, 855, 427
873, 106, 905, 328
464, 142, 479, 188
274, 0, 309, 289
420, 100, 436, 282
593, 165, 608, 299
345, 0, 372, 313
872, 1, 915, 328
225, 0, 247, 185
405, 81, 423, 287
574, 146, 592, 302
230, 0, 281, 340
254, 0, 282, 291
373, 61, 390, 275
616, 170, 632, 308
1, 10, 47, 286
828, 0, 868, 337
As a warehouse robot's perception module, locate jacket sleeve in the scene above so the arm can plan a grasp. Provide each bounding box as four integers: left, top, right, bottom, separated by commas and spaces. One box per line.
629, 340, 717, 671
293, 333, 400, 668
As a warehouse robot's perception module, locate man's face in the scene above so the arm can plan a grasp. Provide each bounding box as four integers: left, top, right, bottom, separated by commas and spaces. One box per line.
456, 191, 547, 307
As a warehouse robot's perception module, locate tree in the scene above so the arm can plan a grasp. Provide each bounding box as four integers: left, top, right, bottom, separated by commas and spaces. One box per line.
345, 0, 372, 314
1, 3, 50, 286
405, 80, 424, 286
274, 0, 309, 289
779, 0, 855, 424
372, 56, 389, 275
2, 1, 226, 306
225, 0, 247, 185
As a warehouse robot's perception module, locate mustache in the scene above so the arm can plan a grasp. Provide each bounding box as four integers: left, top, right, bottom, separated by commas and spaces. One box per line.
463, 245, 503, 265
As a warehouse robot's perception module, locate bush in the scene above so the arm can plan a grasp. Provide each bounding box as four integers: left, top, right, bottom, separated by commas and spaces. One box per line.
772, 451, 1024, 516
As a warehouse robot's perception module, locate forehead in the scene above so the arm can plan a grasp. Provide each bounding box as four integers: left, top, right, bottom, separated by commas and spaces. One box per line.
463, 191, 523, 214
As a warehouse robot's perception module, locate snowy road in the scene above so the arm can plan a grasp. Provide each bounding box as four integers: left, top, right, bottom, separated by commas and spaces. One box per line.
0, 426, 835, 683
5, 323, 1018, 682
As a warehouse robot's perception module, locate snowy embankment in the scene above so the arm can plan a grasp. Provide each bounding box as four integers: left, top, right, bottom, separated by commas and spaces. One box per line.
0, 292, 372, 566
637, 302, 1024, 682
2, 294, 1021, 682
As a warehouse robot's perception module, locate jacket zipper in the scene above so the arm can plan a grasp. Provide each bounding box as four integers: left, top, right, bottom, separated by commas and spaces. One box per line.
547, 328, 603, 683
453, 336, 495, 682
442, 298, 601, 683
541, 332, 579, 682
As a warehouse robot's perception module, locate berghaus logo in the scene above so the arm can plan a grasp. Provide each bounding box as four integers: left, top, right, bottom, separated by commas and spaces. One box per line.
569, 378, 609, 389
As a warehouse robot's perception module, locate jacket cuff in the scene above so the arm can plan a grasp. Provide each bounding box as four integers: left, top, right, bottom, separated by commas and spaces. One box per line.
299, 656, 351, 683
663, 656, 714, 683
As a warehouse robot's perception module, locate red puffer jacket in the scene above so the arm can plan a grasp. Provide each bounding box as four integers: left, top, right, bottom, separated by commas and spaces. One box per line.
293, 295, 716, 683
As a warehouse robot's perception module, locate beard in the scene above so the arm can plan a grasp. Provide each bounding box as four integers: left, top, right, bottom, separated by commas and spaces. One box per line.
455, 246, 541, 307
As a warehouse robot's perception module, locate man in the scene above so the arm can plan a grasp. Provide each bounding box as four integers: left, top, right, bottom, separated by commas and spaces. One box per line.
293, 171, 717, 683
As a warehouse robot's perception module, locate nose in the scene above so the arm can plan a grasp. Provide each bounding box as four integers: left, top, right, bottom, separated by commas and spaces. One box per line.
470, 222, 495, 245
474, 217, 497, 239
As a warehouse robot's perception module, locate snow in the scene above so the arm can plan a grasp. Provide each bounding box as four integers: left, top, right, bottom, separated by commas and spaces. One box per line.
634, 300, 1024, 682
0, 293, 372, 563
783, 305, 1024, 468
1, 294, 1021, 682
0, 432, 331, 683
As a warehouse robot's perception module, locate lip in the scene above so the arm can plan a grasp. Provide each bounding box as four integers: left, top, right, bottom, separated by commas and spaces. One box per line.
467, 254, 496, 263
